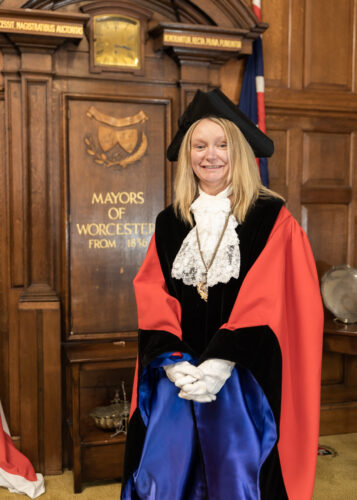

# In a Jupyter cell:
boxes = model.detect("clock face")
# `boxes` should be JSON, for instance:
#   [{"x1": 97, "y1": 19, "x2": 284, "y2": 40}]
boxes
[{"x1": 93, "y1": 15, "x2": 141, "y2": 69}]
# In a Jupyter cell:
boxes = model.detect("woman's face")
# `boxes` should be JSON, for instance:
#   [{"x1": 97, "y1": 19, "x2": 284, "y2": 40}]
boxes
[{"x1": 190, "y1": 119, "x2": 230, "y2": 195}]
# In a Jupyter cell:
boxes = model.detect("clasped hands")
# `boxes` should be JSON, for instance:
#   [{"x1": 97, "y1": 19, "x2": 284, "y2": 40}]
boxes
[{"x1": 164, "y1": 359, "x2": 234, "y2": 403}]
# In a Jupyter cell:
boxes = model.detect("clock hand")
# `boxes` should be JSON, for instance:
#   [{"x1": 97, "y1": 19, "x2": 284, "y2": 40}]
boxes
[{"x1": 114, "y1": 44, "x2": 131, "y2": 51}]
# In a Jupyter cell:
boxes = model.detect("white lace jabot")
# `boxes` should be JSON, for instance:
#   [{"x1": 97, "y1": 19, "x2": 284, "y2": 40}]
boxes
[{"x1": 171, "y1": 185, "x2": 241, "y2": 288}]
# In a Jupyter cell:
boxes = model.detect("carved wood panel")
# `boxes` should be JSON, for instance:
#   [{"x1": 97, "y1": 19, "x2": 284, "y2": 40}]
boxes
[
  {"x1": 0, "y1": 96, "x2": 9, "y2": 415},
  {"x1": 321, "y1": 351, "x2": 344, "y2": 385},
  {"x1": 25, "y1": 78, "x2": 53, "y2": 287},
  {"x1": 19, "y1": 302, "x2": 61, "y2": 473},
  {"x1": 6, "y1": 80, "x2": 24, "y2": 288},
  {"x1": 64, "y1": 95, "x2": 171, "y2": 339},
  {"x1": 262, "y1": 0, "x2": 290, "y2": 88},
  {"x1": 265, "y1": 128, "x2": 288, "y2": 198},
  {"x1": 302, "y1": 132, "x2": 350, "y2": 187},
  {"x1": 304, "y1": 0, "x2": 355, "y2": 90},
  {"x1": 303, "y1": 204, "x2": 348, "y2": 277}
]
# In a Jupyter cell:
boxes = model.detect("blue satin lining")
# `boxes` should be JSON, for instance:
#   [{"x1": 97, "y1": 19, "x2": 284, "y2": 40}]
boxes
[{"x1": 123, "y1": 356, "x2": 277, "y2": 500}]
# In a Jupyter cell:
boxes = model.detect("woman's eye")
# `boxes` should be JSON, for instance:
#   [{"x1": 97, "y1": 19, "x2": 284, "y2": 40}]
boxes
[{"x1": 219, "y1": 143, "x2": 227, "y2": 148}]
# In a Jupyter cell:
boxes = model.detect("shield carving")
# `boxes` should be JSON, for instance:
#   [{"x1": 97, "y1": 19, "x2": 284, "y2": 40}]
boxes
[
  {"x1": 97, "y1": 126, "x2": 138, "y2": 154},
  {"x1": 116, "y1": 129, "x2": 138, "y2": 153},
  {"x1": 98, "y1": 126, "x2": 117, "y2": 152}
]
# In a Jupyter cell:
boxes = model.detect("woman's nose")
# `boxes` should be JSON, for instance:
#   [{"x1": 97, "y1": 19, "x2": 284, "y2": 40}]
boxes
[{"x1": 205, "y1": 145, "x2": 217, "y2": 161}]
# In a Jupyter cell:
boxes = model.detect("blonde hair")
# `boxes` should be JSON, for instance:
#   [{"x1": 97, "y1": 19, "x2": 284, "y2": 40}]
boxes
[{"x1": 173, "y1": 117, "x2": 283, "y2": 226}]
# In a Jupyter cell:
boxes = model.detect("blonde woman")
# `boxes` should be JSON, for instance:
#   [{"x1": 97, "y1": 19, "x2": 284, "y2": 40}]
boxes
[{"x1": 122, "y1": 89, "x2": 323, "y2": 500}]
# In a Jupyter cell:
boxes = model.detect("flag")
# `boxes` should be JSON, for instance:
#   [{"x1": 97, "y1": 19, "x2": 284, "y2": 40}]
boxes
[
  {"x1": 238, "y1": 0, "x2": 269, "y2": 187},
  {"x1": 0, "y1": 401, "x2": 45, "y2": 498}
]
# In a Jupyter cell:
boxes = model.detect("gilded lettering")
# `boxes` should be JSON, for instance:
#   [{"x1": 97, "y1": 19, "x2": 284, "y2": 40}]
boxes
[
  {"x1": 111, "y1": 192, "x2": 120, "y2": 204},
  {"x1": 89, "y1": 238, "x2": 116, "y2": 249},
  {"x1": 104, "y1": 192, "x2": 114, "y2": 204},
  {"x1": 129, "y1": 192, "x2": 135, "y2": 204},
  {"x1": 77, "y1": 221, "x2": 154, "y2": 237},
  {"x1": 0, "y1": 20, "x2": 15, "y2": 29},
  {"x1": 92, "y1": 193, "x2": 104, "y2": 204},
  {"x1": 119, "y1": 192, "x2": 130, "y2": 204},
  {"x1": 136, "y1": 192, "x2": 144, "y2": 204},
  {"x1": 106, "y1": 223, "x2": 116, "y2": 235},
  {"x1": 164, "y1": 33, "x2": 192, "y2": 44},
  {"x1": 91, "y1": 191, "x2": 145, "y2": 205},
  {"x1": 56, "y1": 24, "x2": 83, "y2": 35},
  {"x1": 163, "y1": 32, "x2": 241, "y2": 51},
  {"x1": 107, "y1": 207, "x2": 126, "y2": 220},
  {"x1": 76, "y1": 224, "x2": 89, "y2": 235},
  {"x1": 127, "y1": 237, "x2": 149, "y2": 248}
]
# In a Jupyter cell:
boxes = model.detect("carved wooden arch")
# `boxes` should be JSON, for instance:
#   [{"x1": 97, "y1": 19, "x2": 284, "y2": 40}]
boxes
[{"x1": 21, "y1": 0, "x2": 266, "y2": 33}]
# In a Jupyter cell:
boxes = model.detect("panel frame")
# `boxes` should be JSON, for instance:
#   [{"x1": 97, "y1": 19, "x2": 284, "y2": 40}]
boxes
[{"x1": 61, "y1": 92, "x2": 172, "y2": 341}]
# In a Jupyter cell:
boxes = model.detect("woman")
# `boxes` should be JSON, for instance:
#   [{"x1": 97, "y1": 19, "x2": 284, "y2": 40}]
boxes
[{"x1": 122, "y1": 89, "x2": 323, "y2": 500}]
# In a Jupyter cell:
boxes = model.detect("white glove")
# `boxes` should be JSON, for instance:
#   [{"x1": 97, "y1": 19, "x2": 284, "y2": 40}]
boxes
[
  {"x1": 163, "y1": 361, "x2": 203, "y2": 389},
  {"x1": 178, "y1": 379, "x2": 216, "y2": 402},
  {"x1": 181, "y1": 358, "x2": 235, "y2": 397}
]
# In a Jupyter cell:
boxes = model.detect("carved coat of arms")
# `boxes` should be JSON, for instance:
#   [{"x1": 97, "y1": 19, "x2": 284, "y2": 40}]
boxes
[{"x1": 84, "y1": 106, "x2": 148, "y2": 168}]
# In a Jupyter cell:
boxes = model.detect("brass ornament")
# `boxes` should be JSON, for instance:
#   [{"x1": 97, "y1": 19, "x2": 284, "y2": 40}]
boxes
[
  {"x1": 89, "y1": 382, "x2": 130, "y2": 438},
  {"x1": 197, "y1": 281, "x2": 208, "y2": 302},
  {"x1": 84, "y1": 106, "x2": 148, "y2": 169}
]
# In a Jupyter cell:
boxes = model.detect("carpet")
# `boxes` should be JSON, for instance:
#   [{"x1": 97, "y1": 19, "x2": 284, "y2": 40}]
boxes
[
  {"x1": 0, "y1": 433, "x2": 356, "y2": 499},
  {"x1": 313, "y1": 433, "x2": 357, "y2": 500}
]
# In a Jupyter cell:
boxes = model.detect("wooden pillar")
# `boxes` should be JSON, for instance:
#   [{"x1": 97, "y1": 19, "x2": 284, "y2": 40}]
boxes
[{"x1": 0, "y1": 8, "x2": 88, "y2": 474}]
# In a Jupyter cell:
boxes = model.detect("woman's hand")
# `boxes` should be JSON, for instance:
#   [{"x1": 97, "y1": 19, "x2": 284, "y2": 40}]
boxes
[
  {"x1": 180, "y1": 359, "x2": 235, "y2": 400},
  {"x1": 163, "y1": 361, "x2": 203, "y2": 388},
  {"x1": 164, "y1": 361, "x2": 216, "y2": 402},
  {"x1": 178, "y1": 381, "x2": 216, "y2": 402}
]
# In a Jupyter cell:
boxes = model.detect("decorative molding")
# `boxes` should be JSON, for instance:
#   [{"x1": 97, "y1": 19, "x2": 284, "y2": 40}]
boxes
[
  {"x1": 0, "y1": 8, "x2": 88, "y2": 48},
  {"x1": 21, "y1": 0, "x2": 263, "y2": 31},
  {"x1": 149, "y1": 22, "x2": 261, "y2": 66}
]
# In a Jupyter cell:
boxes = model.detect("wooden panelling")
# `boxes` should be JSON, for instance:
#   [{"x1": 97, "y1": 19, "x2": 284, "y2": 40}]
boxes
[
  {"x1": 320, "y1": 402, "x2": 357, "y2": 435},
  {"x1": 265, "y1": 129, "x2": 288, "y2": 198},
  {"x1": 65, "y1": 96, "x2": 171, "y2": 339},
  {"x1": 321, "y1": 351, "x2": 344, "y2": 385},
  {"x1": 262, "y1": 0, "x2": 290, "y2": 88},
  {"x1": 0, "y1": 0, "x2": 356, "y2": 478},
  {"x1": 304, "y1": 0, "x2": 355, "y2": 90},
  {"x1": 18, "y1": 302, "x2": 61, "y2": 474},
  {"x1": 8, "y1": 289, "x2": 22, "y2": 437},
  {"x1": 6, "y1": 80, "x2": 24, "y2": 288},
  {"x1": 345, "y1": 356, "x2": 357, "y2": 386},
  {"x1": 321, "y1": 322, "x2": 357, "y2": 435},
  {"x1": 18, "y1": 307, "x2": 40, "y2": 469},
  {"x1": 302, "y1": 131, "x2": 350, "y2": 186},
  {"x1": 0, "y1": 96, "x2": 9, "y2": 414},
  {"x1": 302, "y1": 204, "x2": 348, "y2": 276},
  {"x1": 25, "y1": 78, "x2": 52, "y2": 287}
]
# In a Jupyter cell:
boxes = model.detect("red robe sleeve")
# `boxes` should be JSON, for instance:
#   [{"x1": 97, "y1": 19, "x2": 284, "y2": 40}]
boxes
[
  {"x1": 220, "y1": 206, "x2": 324, "y2": 500},
  {"x1": 129, "y1": 236, "x2": 184, "y2": 418},
  {"x1": 133, "y1": 235, "x2": 182, "y2": 339}
]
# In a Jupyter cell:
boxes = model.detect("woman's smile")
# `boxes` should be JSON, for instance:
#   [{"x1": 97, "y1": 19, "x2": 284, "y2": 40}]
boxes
[{"x1": 191, "y1": 118, "x2": 230, "y2": 195}]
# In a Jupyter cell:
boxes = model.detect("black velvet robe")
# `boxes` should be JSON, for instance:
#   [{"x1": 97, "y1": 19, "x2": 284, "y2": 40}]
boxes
[{"x1": 122, "y1": 196, "x2": 323, "y2": 500}]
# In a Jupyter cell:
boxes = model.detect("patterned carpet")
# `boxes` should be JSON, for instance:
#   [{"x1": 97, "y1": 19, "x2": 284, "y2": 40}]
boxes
[
  {"x1": 0, "y1": 433, "x2": 356, "y2": 499},
  {"x1": 313, "y1": 433, "x2": 357, "y2": 500}
]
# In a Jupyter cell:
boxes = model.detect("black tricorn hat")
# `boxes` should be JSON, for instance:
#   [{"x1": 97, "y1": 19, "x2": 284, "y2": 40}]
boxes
[{"x1": 167, "y1": 88, "x2": 274, "y2": 161}]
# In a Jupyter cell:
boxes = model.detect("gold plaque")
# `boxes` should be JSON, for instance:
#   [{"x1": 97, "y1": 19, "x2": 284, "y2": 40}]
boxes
[{"x1": 93, "y1": 15, "x2": 141, "y2": 68}]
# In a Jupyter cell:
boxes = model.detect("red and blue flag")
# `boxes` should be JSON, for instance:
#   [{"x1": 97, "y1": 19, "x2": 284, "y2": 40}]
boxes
[{"x1": 238, "y1": 0, "x2": 269, "y2": 187}]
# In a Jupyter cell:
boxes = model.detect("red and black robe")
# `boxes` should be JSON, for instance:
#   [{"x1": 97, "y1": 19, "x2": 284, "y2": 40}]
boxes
[{"x1": 122, "y1": 197, "x2": 323, "y2": 500}]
